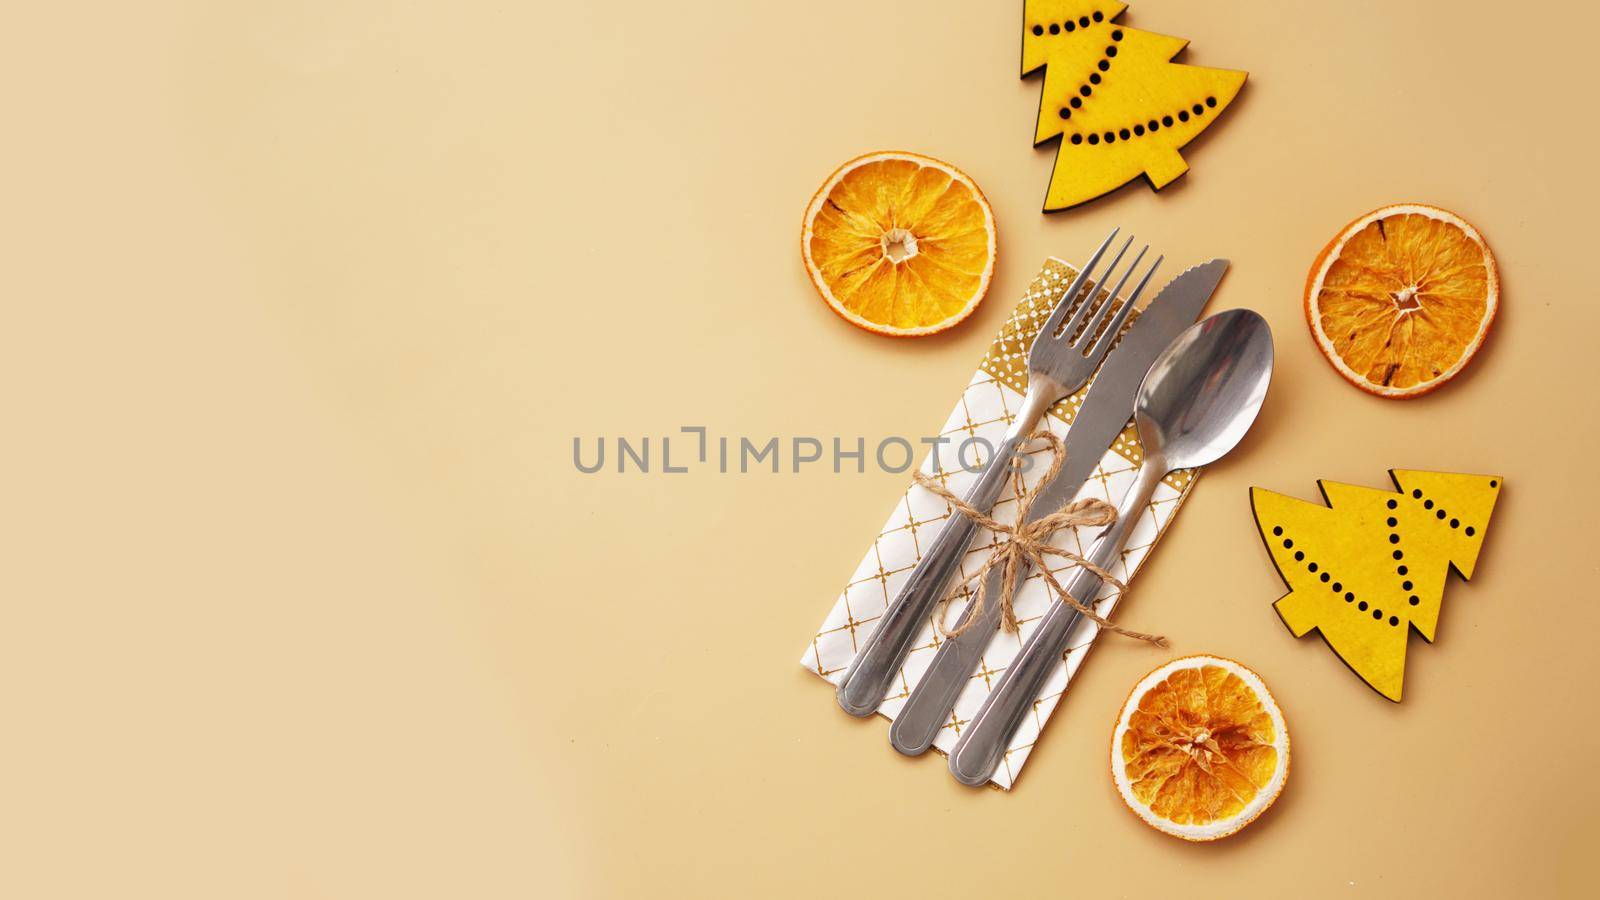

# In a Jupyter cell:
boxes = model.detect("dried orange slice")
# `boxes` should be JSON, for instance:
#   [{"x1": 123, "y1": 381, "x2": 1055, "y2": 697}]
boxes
[
  {"x1": 801, "y1": 151, "x2": 996, "y2": 336},
  {"x1": 1111, "y1": 655, "x2": 1289, "y2": 841},
  {"x1": 1306, "y1": 203, "x2": 1498, "y2": 398}
]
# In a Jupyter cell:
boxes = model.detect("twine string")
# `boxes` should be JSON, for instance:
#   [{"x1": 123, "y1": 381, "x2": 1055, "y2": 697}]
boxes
[{"x1": 909, "y1": 429, "x2": 1168, "y2": 647}]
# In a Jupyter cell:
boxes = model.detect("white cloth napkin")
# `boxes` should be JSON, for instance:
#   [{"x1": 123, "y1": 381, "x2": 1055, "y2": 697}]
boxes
[{"x1": 799, "y1": 258, "x2": 1197, "y2": 789}]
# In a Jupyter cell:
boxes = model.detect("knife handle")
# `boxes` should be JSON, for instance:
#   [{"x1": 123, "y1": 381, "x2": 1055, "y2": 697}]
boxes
[
  {"x1": 889, "y1": 558, "x2": 1022, "y2": 755},
  {"x1": 835, "y1": 385, "x2": 1054, "y2": 717},
  {"x1": 947, "y1": 461, "x2": 1165, "y2": 786}
]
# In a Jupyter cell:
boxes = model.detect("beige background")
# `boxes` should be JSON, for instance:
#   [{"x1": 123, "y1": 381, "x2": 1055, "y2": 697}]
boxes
[{"x1": 3, "y1": 0, "x2": 1597, "y2": 896}]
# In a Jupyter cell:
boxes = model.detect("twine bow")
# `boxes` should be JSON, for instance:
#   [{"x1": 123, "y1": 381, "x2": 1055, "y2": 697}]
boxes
[{"x1": 910, "y1": 430, "x2": 1168, "y2": 647}]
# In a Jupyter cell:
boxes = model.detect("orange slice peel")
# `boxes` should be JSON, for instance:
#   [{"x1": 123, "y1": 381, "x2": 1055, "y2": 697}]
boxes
[{"x1": 801, "y1": 151, "x2": 997, "y2": 337}]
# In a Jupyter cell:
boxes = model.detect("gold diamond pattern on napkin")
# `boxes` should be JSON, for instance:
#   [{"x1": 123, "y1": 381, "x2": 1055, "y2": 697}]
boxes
[{"x1": 800, "y1": 258, "x2": 1199, "y2": 790}]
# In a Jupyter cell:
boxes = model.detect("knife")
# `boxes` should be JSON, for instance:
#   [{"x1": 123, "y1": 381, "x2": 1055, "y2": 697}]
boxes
[{"x1": 887, "y1": 259, "x2": 1229, "y2": 757}]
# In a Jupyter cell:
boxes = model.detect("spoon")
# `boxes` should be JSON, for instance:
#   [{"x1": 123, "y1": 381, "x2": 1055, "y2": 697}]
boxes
[{"x1": 947, "y1": 309, "x2": 1274, "y2": 787}]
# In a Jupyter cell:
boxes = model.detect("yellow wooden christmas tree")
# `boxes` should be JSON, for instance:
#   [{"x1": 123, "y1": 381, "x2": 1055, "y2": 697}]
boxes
[
  {"x1": 1252, "y1": 471, "x2": 1502, "y2": 701},
  {"x1": 1022, "y1": 1, "x2": 1247, "y2": 210}
]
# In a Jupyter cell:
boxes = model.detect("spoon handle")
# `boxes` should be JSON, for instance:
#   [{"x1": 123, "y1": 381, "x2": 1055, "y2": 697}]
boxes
[{"x1": 948, "y1": 460, "x2": 1167, "y2": 786}]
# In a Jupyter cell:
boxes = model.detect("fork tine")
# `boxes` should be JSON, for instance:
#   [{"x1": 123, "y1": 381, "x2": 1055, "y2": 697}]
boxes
[
  {"x1": 1086, "y1": 253, "x2": 1163, "y2": 359},
  {"x1": 1037, "y1": 228, "x2": 1119, "y2": 341},
  {"x1": 1067, "y1": 238, "x2": 1138, "y2": 347},
  {"x1": 1058, "y1": 235, "x2": 1133, "y2": 340}
]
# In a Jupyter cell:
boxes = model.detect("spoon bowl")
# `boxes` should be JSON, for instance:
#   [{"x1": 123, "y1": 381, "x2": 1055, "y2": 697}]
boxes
[{"x1": 1135, "y1": 308, "x2": 1274, "y2": 471}]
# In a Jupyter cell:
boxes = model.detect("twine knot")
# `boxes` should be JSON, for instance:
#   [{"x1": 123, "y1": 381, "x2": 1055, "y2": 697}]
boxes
[{"x1": 910, "y1": 430, "x2": 1168, "y2": 647}]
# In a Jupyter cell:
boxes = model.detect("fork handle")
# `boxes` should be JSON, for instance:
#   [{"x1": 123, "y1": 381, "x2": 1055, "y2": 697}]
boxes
[
  {"x1": 947, "y1": 459, "x2": 1165, "y2": 785},
  {"x1": 835, "y1": 382, "x2": 1058, "y2": 717}
]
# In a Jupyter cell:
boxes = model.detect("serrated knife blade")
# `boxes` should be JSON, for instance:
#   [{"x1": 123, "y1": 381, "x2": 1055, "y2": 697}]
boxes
[
  {"x1": 886, "y1": 258, "x2": 1229, "y2": 757},
  {"x1": 1035, "y1": 257, "x2": 1229, "y2": 514}
]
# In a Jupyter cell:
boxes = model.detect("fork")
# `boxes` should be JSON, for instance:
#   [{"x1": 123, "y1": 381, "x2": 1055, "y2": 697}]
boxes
[{"x1": 836, "y1": 229, "x2": 1161, "y2": 716}]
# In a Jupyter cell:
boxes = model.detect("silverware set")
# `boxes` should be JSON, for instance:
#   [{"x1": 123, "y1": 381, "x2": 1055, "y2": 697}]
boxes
[{"x1": 834, "y1": 228, "x2": 1275, "y2": 787}]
